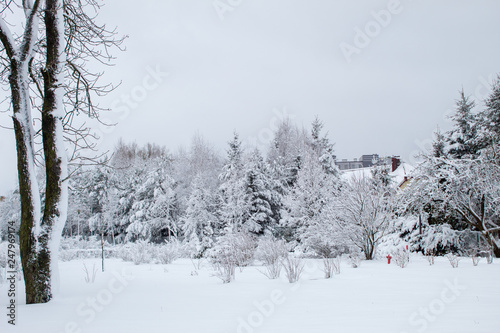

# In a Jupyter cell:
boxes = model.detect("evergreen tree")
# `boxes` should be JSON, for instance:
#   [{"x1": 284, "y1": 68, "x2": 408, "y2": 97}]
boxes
[
  {"x1": 122, "y1": 156, "x2": 179, "y2": 242},
  {"x1": 267, "y1": 118, "x2": 307, "y2": 187},
  {"x1": 182, "y1": 175, "x2": 218, "y2": 257},
  {"x1": 220, "y1": 132, "x2": 244, "y2": 181},
  {"x1": 218, "y1": 132, "x2": 250, "y2": 232},
  {"x1": 244, "y1": 149, "x2": 275, "y2": 235},
  {"x1": 432, "y1": 127, "x2": 447, "y2": 158},
  {"x1": 310, "y1": 116, "x2": 338, "y2": 176},
  {"x1": 447, "y1": 91, "x2": 482, "y2": 158},
  {"x1": 280, "y1": 153, "x2": 338, "y2": 246},
  {"x1": 481, "y1": 75, "x2": 500, "y2": 144}
]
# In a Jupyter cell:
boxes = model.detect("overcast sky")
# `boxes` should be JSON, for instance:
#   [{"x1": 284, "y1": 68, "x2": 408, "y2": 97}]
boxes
[{"x1": 1, "y1": 0, "x2": 500, "y2": 194}]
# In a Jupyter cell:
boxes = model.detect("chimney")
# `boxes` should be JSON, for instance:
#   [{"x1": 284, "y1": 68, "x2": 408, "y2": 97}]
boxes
[{"x1": 391, "y1": 157, "x2": 401, "y2": 172}]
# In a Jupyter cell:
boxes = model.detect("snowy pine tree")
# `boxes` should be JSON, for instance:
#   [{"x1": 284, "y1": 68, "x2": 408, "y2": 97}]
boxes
[
  {"x1": 309, "y1": 116, "x2": 338, "y2": 176},
  {"x1": 218, "y1": 133, "x2": 251, "y2": 233},
  {"x1": 447, "y1": 91, "x2": 482, "y2": 158},
  {"x1": 182, "y1": 174, "x2": 219, "y2": 258},
  {"x1": 432, "y1": 127, "x2": 447, "y2": 158},
  {"x1": 481, "y1": 75, "x2": 500, "y2": 143},
  {"x1": 280, "y1": 152, "x2": 339, "y2": 247},
  {"x1": 244, "y1": 149, "x2": 276, "y2": 235}
]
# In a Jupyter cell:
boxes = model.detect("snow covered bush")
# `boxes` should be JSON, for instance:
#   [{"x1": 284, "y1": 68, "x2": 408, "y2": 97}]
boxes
[
  {"x1": 155, "y1": 240, "x2": 180, "y2": 265},
  {"x1": 468, "y1": 249, "x2": 481, "y2": 266},
  {"x1": 484, "y1": 250, "x2": 494, "y2": 264},
  {"x1": 207, "y1": 244, "x2": 237, "y2": 283},
  {"x1": 393, "y1": 248, "x2": 410, "y2": 268},
  {"x1": 82, "y1": 262, "x2": 98, "y2": 283},
  {"x1": 322, "y1": 256, "x2": 341, "y2": 279},
  {"x1": 211, "y1": 231, "x2": 257, "y2": 267},
  {"x1": 282, "y1": 255, "x2": 305, "y2": 283},
  {"x1": 118, "y1": 240, "x2": 154, "y2": 265},
  {"x1": 255, "y1": 236, "x2": 288, "y2": 279},
  {"x1": 446, "y1": 253, "x2": 460, "y2": 268},
  {"x1": 347, "y1": 250, "x2": 363, "y2": 268},
  {"x1": 207, "y1": 231, "x2": 257, "y2": 282},
  {"x1": 426, "y1": 254, "x2": 435, "y2": 266}
]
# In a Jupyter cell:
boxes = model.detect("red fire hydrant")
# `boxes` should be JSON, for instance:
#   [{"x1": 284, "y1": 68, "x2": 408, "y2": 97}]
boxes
[{"x1": 386, "y1": 255, "x2": 392, "y2": 264}]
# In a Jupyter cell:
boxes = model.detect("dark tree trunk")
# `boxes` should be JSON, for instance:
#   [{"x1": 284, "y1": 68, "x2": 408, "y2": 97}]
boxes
[
  {"x1": 494, "y1": 245, "x2": 500, "y2": 258},
  {"x1": 15, "y1": 0, "x2": 67, "y2": 304},
  {"x1": 11, "y1": 58, "x2": 52, "y2": 304}
]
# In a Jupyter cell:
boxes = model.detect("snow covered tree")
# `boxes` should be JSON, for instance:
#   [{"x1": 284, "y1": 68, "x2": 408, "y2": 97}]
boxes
[
  {"x1": 267, "y1": 118, "x2": 307, "y2": 187},
  {"x1": 182, "y1": 174, "x2": 219, "y2": 257},
  {"x1": 218, "y1": 132, "x2": 253, "y2": 232},
  {"x1": 480, "y1": 75, "x2": 500, "y2": 144},
  {"x1": 392, "y1": 216, "x2": 466, "y2": 256},
  {"x1": 446, "y1": 91, "x2": 482, "y2": 159},
  {"x1": 243, "y1": 149, "x2": 275, "y2": 235},
  {"x1": 432, "y1": 127, "x2": 447, "y2": 158},
  {"x1": 309, "y1": 116, "x2": 338, "y2": 176},
  {"x1": 172, "y1": 134, "x2": 222, "y2": 214},
  {"x1": 124, "y1": 158, "x2": 179, "y2": 242},
  {"x1": 401, "y1": 147, "x2": 500, "y2": 257},
  {"x1": 280, "y1": 152, "x2": 339, "y2": 248},
  {"x1": 0, "y1": 0, "x2": 123, "y2": 303},
  {"x1": 334, "y1": 173, "x2": 394, "y2": 260}
]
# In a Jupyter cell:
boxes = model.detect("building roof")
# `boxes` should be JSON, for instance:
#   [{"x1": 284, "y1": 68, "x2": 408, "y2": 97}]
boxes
[{"x1": 340, "y1": 162, "x2": 414, "y2": 189}]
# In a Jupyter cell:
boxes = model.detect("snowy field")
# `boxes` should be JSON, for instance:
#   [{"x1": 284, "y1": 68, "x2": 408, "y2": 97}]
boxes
[{"x1": 1, "y1": 256, "x2": 499, "y2": 333}]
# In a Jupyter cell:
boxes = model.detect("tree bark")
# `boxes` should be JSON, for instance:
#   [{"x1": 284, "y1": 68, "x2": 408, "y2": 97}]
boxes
[
  {"x1": 15, "y1": 0, "x2": 68, "y2": 304},
  {"x1": 36, "y1": 0, "x2": 68, "y2": 302},
  {"x1": 11, "y1": 58, "x2": 52, "y2": 304}
]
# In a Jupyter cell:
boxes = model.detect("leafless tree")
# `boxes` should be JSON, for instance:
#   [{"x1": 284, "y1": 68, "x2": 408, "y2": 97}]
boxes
[{"x1": 0, "y1": 0, "x2": 124, "y2": 303}]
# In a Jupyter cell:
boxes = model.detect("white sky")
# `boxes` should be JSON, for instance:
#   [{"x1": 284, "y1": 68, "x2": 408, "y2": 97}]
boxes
[{"x1": 1, "y1": 0, "x2": 500, "y2": 194}]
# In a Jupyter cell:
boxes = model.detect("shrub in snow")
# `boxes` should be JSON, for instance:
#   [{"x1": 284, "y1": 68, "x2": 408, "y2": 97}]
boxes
[
  {"x1": 82, "y1": 262, "x2": 98, "y2": 283},
  {"x1": 393, "y1": 248, "x2": 410, "y2": 268},
  {"x1": 347, "y1": 250, "x2": 363, "y2": 268},
  {"x1": 485, "y1": 250, "x2": 494, "y2": 264},
  {"x1": 282, "y1": 255, "x2": 305, "y2": 283},
  {"x1": 190, "y1": 257, "x2": 204, "y2": 271},
  {"x1": 155, "y1": 240, "x2": 180, "y2": 265},
  {"x1": 208, "y1": 244, "x2": 237, "y2": 283},
  {"x1": 118, "y1": 240, "x2": 154, "y2": 265},
  {"x1": 426, "y1": 254, "x2": 435, "y2": 266},
  {"x1": 445, "y1": 253, "x2": 460, "y2": 268},
  {"x1": 467, "y1": 249, "x2": 481, "y2": 266},
  {"x1": 322, "y1": 256, "x2": 341, "y2": 279},
  {"x1": 255, "y1": 236, "x2": 288, "y2": 279},
  {"x1": 207, "y1": 231, "x2": 257, "y2": 282}
]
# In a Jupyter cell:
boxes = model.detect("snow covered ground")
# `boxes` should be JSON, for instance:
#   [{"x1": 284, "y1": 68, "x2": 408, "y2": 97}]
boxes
[{"x1": 1, "y1": 255, "x2": 499, "y2": 333}]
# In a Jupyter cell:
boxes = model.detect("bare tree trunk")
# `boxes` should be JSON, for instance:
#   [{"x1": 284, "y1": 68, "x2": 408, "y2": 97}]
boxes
[
  {"x1": 11, "y1": 57, "x2": 49, "y2": 304},
  {"x1": 15, "y1": 0, "x2": 68, "y2": 304},
  {"x1": 35, "y1": 0, "x2": 68, "y2": 303}
]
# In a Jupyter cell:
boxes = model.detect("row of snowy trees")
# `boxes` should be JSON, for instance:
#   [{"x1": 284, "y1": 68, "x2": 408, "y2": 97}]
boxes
[
  {"x1": 62, "y1": 118, "x2": 348, "y2": 257},
  {"x1": 0, "y1": 116, "x2": 398, "y2": 260},
  {"x1": 2, "y1": 77, "x2": 500, "y2": 266}
]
